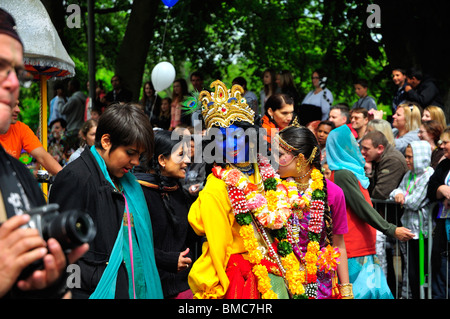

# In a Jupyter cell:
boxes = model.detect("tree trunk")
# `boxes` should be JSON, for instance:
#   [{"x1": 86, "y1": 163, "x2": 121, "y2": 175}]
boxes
[{"x1": 115, "y1": 0, "x2": 160, "y2": 102}]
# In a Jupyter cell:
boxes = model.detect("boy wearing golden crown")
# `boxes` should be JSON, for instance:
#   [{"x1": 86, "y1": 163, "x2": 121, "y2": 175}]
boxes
[{"x1": 188, "y1": 80, "x2": 322, "y2": 299}]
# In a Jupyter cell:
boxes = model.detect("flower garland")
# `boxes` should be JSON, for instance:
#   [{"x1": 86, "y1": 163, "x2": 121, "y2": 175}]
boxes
[
  {"x1": 214, "y1": 156, "x2": 341, "y2": 299},
  {"x1": 213, "y1": 155, "x2": 291, "y2": 230},
  {"x1": 213, "y1": 154, "x2": 306, "y2": 298},
  {"x1": 284, "y1": 168, "x2": 341, "y2": 299}
]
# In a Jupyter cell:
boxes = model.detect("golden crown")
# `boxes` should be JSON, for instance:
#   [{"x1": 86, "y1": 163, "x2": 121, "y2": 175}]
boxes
[{"x1": 200, "y1": 80, "x2": 255, "y2": 129}]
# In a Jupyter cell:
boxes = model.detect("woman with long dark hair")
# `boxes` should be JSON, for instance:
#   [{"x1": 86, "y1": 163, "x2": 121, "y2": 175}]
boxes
[
  {"x1": 67, "y1": 119, "x2": 98, "y2": 164},
  {"x1": 169, "y1": 79, "x2": 190, "y2": 130},
  {"x1": 259, "y1": 68, "x2": 279, "y2": 116},
  {"x1": 139, "y1": 81, "x2": 161, "y2": 124},
  {"x1": 299, "y1": 69, "x2": 334, "y2": 125},
  {"x1": 276, "y1": 70, "x2": 301, "y2": 111},
  {"x1": 419, "y1": 120, "x2": 445, "y2": 169},
  {"x1": 274, "y1": 126, "x2": 351, "y2": 298},
  {"x1": 134, "y1": 130, "x2": 199, "y2": 299}
]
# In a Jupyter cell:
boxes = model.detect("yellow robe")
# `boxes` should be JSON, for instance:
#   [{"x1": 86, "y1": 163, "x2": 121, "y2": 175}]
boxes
[{"x1": 187, "y1": 173, "x2": 248, "y2": 299}]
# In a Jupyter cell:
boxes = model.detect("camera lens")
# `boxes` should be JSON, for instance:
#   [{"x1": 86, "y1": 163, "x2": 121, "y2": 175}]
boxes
[{"x1": 42, "y1": 210, "x2": 96, "y2": 250}]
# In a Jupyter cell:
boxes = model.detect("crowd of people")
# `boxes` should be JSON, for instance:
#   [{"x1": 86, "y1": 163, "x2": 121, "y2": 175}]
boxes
[{"x1": 0, "y1": 7, "x2": 449, "y2": 301}]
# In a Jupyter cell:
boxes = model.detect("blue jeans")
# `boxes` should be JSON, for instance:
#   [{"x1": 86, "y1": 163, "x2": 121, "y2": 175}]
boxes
[{"x1": 432, "y1": 251, "x2": 449, "y2": 299}]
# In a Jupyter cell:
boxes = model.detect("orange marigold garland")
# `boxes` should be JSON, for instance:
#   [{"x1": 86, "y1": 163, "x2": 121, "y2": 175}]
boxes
[
  {"x1": 317, "y1": 245, "x2": 341, "y2": 273},
  {"x1": 213, "y1": 154, "x2": 307, "y2": 298},
  {"x1": 215, "y1": 157, "x2": 340, "y2": 299},
  {"x1": 285, "y1": 168, "x2": 341, "y2": 299}
]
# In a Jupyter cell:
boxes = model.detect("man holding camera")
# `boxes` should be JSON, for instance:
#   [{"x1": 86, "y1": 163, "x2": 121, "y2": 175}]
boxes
[{"x1": 0, "y1": 8, "x2": 88, "y2": 298}]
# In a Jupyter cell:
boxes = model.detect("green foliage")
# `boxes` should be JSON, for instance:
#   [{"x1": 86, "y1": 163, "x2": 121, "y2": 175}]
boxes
[
  {"x1": 235, "y1": 212, "x2": 253, "y2": 226},
  {"x1": 264, "y1": 177, "x2": 278, "y2": 191},
  {"x1": 19, "y1": 82, "x2": 43, "y2": 133},
  {"x1": 271, "y1": 226, "x2": 288, "y2": 240},
  {"x1": 19, "y1": 95, "x2": 41, "y2": 133},
  {"x1": 19, "y1": 0, "x2": 397, "y2": 127},
  {"x1": 277, "y1": 240, "x2": 293, "y2": 257}
]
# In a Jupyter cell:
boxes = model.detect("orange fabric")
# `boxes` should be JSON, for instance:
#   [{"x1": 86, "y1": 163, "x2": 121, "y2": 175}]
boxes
[
  {"x1": 330, "y1": 171, "x2": 376, "y2": 258},
  {"x1": 261, "y1": 115, "x2": 278, "y2": 147},
  {"x1": 225, "y1": 254, "x2": 259, "y2": 299},
  {"x1": 0, "y1": 121, "x2": 42, "y2": 159}
]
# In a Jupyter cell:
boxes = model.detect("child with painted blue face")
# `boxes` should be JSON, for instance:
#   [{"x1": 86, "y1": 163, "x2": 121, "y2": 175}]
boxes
[
  {"x1": 187, "y1": 80, "x2": 302, "y2": 299},
  {"x1": 215, "y1": 124, "x2": 250, "y2": 164}
]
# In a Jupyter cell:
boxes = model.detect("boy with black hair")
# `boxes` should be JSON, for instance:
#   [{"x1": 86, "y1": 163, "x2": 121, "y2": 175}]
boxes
[{"x1": 352, "y1": 79, "x2": 377, "y2": 111}]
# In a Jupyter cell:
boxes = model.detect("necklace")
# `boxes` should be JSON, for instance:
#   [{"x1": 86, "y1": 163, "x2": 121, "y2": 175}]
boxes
[
  {"x1": 294, "y1": 167, "x2": 312, "y2": 192},
  {"x1": 230, "y1": 162, "x2": 254, "y2": 175},
  {"x1": 294, "y1": 167, "x2": 312, "y2": 183},
  {"x1": 213, "y1": 154, "x2": 305, "y2": 298},
  {"x1": 295, "y1": 182, "x2": 309, "y2": 193},
  {"x1": 285, "y1": 169, "x2": 340, "y2": 298}
]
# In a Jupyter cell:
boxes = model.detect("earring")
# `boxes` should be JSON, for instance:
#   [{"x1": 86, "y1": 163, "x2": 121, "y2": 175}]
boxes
[{"x1": 296, "y1": 154, "x2": 307, "y2": 173}]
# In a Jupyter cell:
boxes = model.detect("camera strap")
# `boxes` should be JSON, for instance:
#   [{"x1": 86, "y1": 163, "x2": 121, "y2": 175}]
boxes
[
  {"x1": 0, "y1": 146, "x2": 31, "y2": 219},
  {"x1": 123, "y1": 194, "x2": 136, "y2": 299}
]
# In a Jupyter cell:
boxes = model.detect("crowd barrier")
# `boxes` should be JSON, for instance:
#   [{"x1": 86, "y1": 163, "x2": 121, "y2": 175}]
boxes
[{"x1": 371, "y1": 198, "x2": 449, "y2": 299}]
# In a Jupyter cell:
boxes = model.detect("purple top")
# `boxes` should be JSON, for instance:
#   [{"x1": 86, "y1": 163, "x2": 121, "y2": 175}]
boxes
[
  {"x1": 287, "y1": 178, "x2": 348, "y2": 299},
  {"x1": 326, "y1": 179, "x2": 348, "y2": 235}
]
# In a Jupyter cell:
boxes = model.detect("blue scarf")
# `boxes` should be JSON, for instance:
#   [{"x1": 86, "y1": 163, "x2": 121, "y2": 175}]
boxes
[
  {"x1": 89, "y1": 146, "x2": 163, "y2": 299},
  {"x1": 326, "y1": 125, "x2": 370, "y2": 189}
]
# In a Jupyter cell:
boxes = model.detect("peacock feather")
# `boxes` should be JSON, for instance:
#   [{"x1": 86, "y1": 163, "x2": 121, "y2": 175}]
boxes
[{"x1": 181, "y1": 90, "x2": 201, "y2": 115}]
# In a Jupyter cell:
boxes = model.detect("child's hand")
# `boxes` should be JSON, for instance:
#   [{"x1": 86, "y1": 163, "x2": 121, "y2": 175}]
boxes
[{"x1": 394, "y1": 193, "x2": 405, "y2": 205}]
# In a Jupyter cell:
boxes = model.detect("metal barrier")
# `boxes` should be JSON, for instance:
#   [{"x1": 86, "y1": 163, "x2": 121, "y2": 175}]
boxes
[{"x1": 371, "y1": 198, "x2": 439, "y2": 299}]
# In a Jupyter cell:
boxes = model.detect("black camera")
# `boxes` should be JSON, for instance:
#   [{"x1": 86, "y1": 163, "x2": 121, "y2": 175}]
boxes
[
  {"x1": 36, "y1": 170, "x2": 55, "y2": 184},
  {"x1": 18, "y1": 203, "x2": 96, "y2": 279}
]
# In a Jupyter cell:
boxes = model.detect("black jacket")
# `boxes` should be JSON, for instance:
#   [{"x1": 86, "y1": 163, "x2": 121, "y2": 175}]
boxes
[
  {"x1": 134, "y1": 169, "x2": 199, "y2": 298},
  {"x1": 9, "y1": 151, "x2": 46, "y2": 208},
  {"x1": 1, "y1": 146, "x2": 66, "y2": 298},
  {"x1": 427, "y1": 158, "x2": 450, "y2": 202},
  {"x1": 426, "y1": 158, "x2": 450, "y2": 257},
  {"x1": 48, "y1": 147, "x2": 129, "y2": 299},
  {"x1": 405, "y1": 77, "x2": 443, "y2": 108}
]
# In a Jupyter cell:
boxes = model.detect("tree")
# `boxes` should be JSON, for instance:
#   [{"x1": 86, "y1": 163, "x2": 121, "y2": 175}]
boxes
[
  {"x1": 378, "y1": 0, "x2": 450, "y2": 118},
  {"x1": 115, "y1": 0, "x2": 160, "y2": 101},
  {"x1": 23, "y1": 0, "x2": 448, "y2": 127}
]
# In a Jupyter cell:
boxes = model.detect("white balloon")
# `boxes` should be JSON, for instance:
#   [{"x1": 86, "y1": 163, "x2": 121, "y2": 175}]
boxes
[{"x1": 151, "y1": 61, "x2": 176, "y2": 92}]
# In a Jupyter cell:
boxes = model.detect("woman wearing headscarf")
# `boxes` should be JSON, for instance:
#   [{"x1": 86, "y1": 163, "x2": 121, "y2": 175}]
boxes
[
  {"x1": 326, "y1": 125, "x2": 414, "y2": 299},
  {"x1": 390, "y1": 140, "x2": 434, "y2": 299}
]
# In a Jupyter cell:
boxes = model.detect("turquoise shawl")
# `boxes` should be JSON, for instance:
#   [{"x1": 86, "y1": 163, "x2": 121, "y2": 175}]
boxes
[
  {"x1": 89, "y1": 146, "x2": 163, "y2": 299},
  {"x1": 325, "y1": 125, "x2": 370, "y2": 189}
]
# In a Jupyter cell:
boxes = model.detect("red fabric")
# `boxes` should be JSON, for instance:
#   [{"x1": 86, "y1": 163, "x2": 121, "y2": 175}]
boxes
[
  {"x1": 225, "y1": 254, "x2": 259, "y2": 299},
  {"x1": 347, "y1": 124, "x2": 358, "y2": 139},
  {"x1": 330, "y1": 171, "x2": 376, "y2": 258}
]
